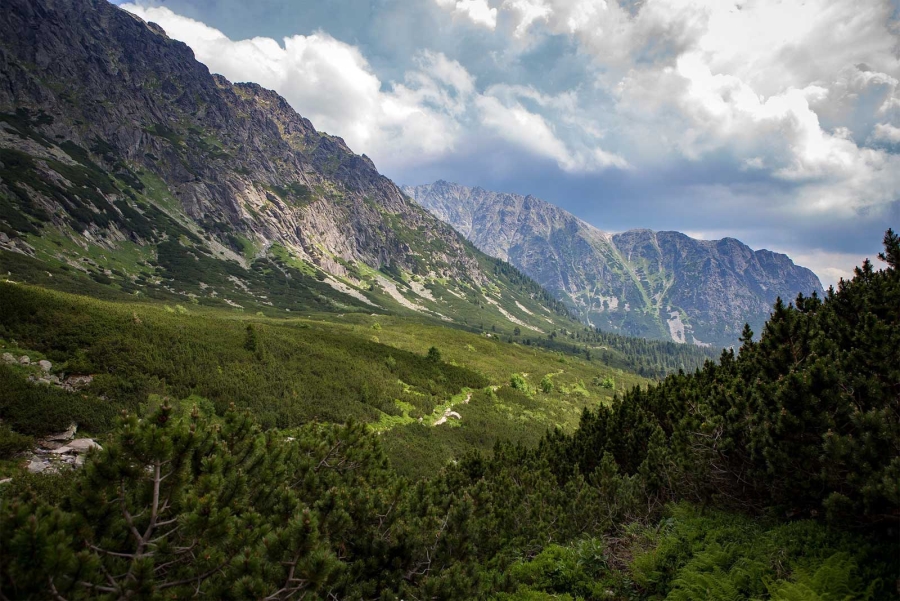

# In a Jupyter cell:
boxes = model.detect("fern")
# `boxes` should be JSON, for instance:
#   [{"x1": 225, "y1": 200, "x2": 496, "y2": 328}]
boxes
[{"x1": 768, "y1": 553, "x2": 879, "y2": 601}]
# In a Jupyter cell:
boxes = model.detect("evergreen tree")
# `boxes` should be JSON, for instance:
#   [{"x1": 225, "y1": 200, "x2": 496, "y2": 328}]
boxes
[{"x1": 426, "y1": 346, "x2": 442, "y2": 363}]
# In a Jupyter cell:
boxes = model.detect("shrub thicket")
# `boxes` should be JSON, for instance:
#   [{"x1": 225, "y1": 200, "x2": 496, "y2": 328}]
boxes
[{"x1": 1, "y1": 231, "x2": 897, "y2": 599}]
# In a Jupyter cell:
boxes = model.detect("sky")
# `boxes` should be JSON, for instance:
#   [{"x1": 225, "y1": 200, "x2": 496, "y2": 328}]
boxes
[{"x1": 114, "y1": 0, "x2": 900, "y2": 287}]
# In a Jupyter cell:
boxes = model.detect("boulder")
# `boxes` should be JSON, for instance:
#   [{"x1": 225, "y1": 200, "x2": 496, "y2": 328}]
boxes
[
  {"x1": 40, "y1": 440, "x2": 67, "y2": 451},
  {"x1": 51, "y1": 438, "x2": 101, "y2": 455},
  {"x1": 44, "y1": 423, "x2": 77, "y2": 442},
  {"x1": 1, "y1": 352, "x2": 14, "y2": 364},
  {"x1": 27, "y1": 457, "x2": 49, "y2": 473},
  {"x1": 18, "y1": 355, "x2": 30, "y2": 365},
  {"x1": 63, "y1": 375, "x2": 93, "y2": 391},
  {"x1": 38, "y1": 359, "x2": 52, "y2": 372},
  {"x1": 66, "y1": 438, "x2": 102, "y2": 453}
]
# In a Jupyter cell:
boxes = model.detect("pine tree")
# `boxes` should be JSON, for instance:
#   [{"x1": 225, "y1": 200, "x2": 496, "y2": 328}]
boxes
[{"x1": 426, "y1": 346, "x2": 442, "y2": 363}]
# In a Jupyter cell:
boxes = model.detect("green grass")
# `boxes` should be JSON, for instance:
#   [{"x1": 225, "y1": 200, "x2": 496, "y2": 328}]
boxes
[
  {"x1": 0, "y1": 282, "x2": 648, "y2": 477},
  {"x1": 0, "y1": 132, "x2": 711, "y2": 372}
]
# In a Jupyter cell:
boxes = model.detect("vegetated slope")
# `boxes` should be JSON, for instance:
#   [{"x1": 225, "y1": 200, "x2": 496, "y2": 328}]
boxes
[
  {"x1": 0, "y1": 281, "x2": 647, "y2": 478},
  {"x1": 405, "y1": 180, "x2": 825, "y2": 347},
  {"x1": 0, "y1": 0, "x2": 571, "y2": 335},
  {"x1": 1, "y1": 231, "x2": 896, "y2": 599}
]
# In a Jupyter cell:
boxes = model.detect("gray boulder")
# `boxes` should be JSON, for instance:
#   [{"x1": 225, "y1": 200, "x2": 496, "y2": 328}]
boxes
[
  {"x1": 64, "y1": 438, "x2": 102, "y2": 453},
  {"x1": 44, "y1": 423, "x2": 77, "y2": 443},
  {"x1": 27, "y1": 458, "x2": 49, "y2": 473}
]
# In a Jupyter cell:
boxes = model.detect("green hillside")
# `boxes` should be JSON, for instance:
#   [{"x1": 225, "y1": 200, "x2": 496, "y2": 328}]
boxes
[
  {"x1": 0, "y1": 231, "x2": 896, "y2": 600},
  {"x1": 0, "y1": 279, "x2": 648, "y2": 479}
]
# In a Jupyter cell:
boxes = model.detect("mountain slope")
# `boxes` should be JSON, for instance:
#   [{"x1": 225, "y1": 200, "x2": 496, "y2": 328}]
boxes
[
  {"x1": 0, "y1": 0, "x2": 570, "y2": 334},
  {"x1": 404, "y1": 180, "x2": 825, "y2": 347}
]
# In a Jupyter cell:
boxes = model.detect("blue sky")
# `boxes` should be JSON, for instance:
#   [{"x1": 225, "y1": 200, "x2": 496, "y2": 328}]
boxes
[{"x1": 115, "y1": 0, "x2": 900, "y2": 286}]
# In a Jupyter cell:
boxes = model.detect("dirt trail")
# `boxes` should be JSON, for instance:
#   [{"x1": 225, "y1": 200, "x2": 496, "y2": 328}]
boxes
[{"x1": 433, "y1": 392, "x2": 472, "y2": 426}]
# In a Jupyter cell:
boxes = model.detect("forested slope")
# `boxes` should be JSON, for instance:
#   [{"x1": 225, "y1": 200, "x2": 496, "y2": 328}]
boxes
[{"x1": 1, "y1": 232, "x2": 896, "y2": 598}]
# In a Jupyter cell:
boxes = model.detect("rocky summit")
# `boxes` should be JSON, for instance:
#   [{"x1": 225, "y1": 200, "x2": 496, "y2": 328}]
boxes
[
  {"x1": 404, "y1": 181, "x2": 825, "y2": 347},
  {"x1": 0, "y1": 0, "x2": 572, "y2": 332}
]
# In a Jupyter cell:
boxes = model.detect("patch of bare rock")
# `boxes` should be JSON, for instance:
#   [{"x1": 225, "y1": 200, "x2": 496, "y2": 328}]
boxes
[{"x1": 27, "y1": 424, "x2": 102, "y2": 474}]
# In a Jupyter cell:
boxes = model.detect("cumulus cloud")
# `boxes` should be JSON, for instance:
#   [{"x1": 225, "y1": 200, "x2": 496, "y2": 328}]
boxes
[
  {"x1": 121, "y1": 4, "x2": 471, "y2": 169},
  {"x1": 476, "y1": 95, "x2": 627, "y2": 171},
  {"x1": 872, "y1": 123, "x2": 900, "y2": 143},
  {"x1": 788, "y1": 250, "x2": 874, "y2": 288},
  {"x1": 434, "y1": 0, "x2": 498, "y2": 29},
  {"x1": 472, "y1": 0, "x2": 900, "y2": 222},
  {"x1": 125, "y1": 0, "x2": 898, "y2": 282},
  {"x1": 476, "y1": 85, "x2": 629, "y2": 170},
  {"x1": 121, "y1": 3, "x2": 624, "y2": 175}
]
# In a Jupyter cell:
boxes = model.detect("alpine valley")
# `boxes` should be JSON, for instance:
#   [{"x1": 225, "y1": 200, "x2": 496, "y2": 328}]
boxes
[
  {"x1": 405, "y1": 181, "x2": 825, "y2": 348},
  {"x1": 0, "y1": 0, "x2": 897, "y2": 600}
]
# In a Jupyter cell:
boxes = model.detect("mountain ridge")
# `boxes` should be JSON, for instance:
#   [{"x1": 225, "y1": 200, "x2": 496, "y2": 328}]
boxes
[
  {"x1": 0, "y1": 0, "x2": 578, "y2": 334},
  {"x1": 404, "y1": 180, "x2": 824, "y2": 347}
]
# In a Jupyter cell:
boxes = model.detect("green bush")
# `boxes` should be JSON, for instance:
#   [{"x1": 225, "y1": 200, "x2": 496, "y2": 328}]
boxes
[
  {"x1": 427, "y1": 346, "x2": 442, "y2": 363},
  {"x1": 505, "y1": 539, "x2": 608, "y2": 599},
  {"x1": 0, "y1": 424, "x2": 32, "y2": 459},
  {"x1": 0, "y1": 365, "x2": 116, "y2": 435},
  {"x1": 540, "y1": 375, "x2": 553, "y2": 393},
  {"x1": 510, "y1": 373, "x2": 534, "y2": 396},
  {"x1": 626, "y1": 504, "x2": 892, "y2": 601}
]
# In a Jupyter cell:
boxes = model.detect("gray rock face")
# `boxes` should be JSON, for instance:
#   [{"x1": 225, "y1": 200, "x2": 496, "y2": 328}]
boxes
[
  {"x1": 26, "y1": 430, "x2": 99, "y2": 474},
  {"x1": 28, "y1": 458, "x2": 49, "y2": 473},
  {"x1": 0, "y1": 0, "x2": 519, "y2": 319},
  {"x1": 405, "y1": 181, "x2": 825, "y2": 347}
]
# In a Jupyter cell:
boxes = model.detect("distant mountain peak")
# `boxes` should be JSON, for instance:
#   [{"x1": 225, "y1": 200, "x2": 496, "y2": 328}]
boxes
[{"x1": 404, "y1": 181, "x2": 824, "y2": 347}]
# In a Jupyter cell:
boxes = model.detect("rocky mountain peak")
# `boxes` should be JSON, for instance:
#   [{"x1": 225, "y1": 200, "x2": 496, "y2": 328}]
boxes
[
  {"x1": 405, "y1": 181, "x2": 824, "y2": 347},
  {"x1": 0, "y1": 0, "x2": 579, "y2": 334}
]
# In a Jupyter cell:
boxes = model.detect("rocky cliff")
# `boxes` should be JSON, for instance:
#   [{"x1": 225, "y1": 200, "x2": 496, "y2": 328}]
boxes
[
  {"x1": 0, "y1": 0, "x2": 571, "y2": 333},
  {"x1": 404, "y1": 181, "x2": 825, "y2": 346}
]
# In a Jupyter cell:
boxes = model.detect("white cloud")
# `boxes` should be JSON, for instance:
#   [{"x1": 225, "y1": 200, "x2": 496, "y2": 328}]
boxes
[
  {"x1": 501, "y1": 0, "x2": 553, "y2": 37},
  {"x1": 476, "y1": 93, "x2": 628, "y2": 171},
  {"x1": 478, "y1": 84, "x2": 628, "y2": 170},
  {"x1": 121, "y1": 4, "x2": 470, "y2": 170},
  {"x1": 434, "y1": 0, "x2": 498, "y2": 29},
  {"x1": 121, "y1": 3, "x2": 625, "y2": 176},
  {"x1": 872, "y1": 123, "x2": 900, "y2": 143},
  {"x1": 788, "y1": 250, "x2": 873, "y2": 289},
  {"x1": 508, "y1": 0, "x2": 900, "y2": 221}
]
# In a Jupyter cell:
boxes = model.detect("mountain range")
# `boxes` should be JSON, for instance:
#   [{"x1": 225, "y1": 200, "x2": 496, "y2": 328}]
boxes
[
  {"x1": 0, "y1": 0, "x2": 820, "y2": 352},
  {"x1": 0, "y1": 0, "x2": 574, "y2": 335},
  {"x1": 404, "y1": 181, "x2": 824, "y2": 347}
]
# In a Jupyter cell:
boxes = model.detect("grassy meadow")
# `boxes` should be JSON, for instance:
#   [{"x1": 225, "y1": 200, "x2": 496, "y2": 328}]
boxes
[{"x1": 0, "y1": 280, "x2": 647, "y2": 478}]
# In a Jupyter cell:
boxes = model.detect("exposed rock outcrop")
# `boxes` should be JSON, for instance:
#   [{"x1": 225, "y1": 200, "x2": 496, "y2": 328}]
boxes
[
  {"x1": 0, "y1": 0, "x2": 576, "y2": 332},
  {"x1": 405, "y1": 181, "x2": 825, "y2": 347}
]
